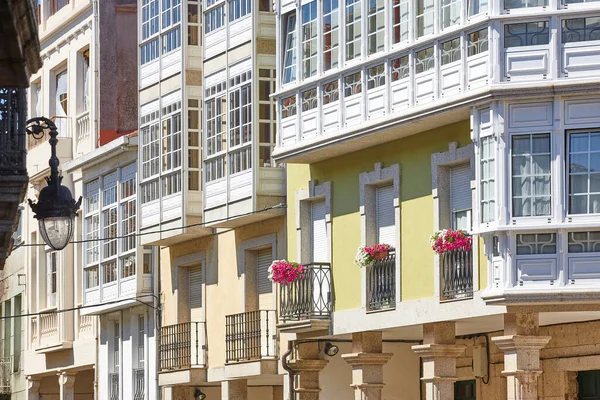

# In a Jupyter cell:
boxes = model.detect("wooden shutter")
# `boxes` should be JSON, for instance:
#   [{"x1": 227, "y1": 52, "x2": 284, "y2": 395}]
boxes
[
  {"x1": 376, "y1": 185, "x2": 395, "y2": 245},
  {"x1": 257, "y1": 248, "x2": 272, "y2": 295},
  {"x1": 451, "y1": 164, "x2": 472, "y2": 211},
  {"x1": 311, "y1": 201, "x2": 328, "y2": 262},
  {"x1": 189, "y1": 265, "x2": 203, "y2": 310}
]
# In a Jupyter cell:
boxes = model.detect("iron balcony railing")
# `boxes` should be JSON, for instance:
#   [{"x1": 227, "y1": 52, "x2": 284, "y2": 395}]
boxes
[
  {"x1": 0, "y1": 88, "x2": 26, "y2": 175},
  {"x1": 109, "y1": 373, "x2": 119, "y2": 400},
  {"x1": 159, "y1": 322, "x2": 206, "y2": 371},
  {"x1": 0, "y1": 357, "x2": 10, "y2": 394},
  {"x1": 225, "y1": 310, "x2": 277, "y2": 364},
  {"x1": 440, "y1": 246, "x2": 474, "y2": 301},
  {"x1": 133, "y1": 368, "x2": 144, "y2": 400},
  {"x1": 279, "y1": 262, "x2": 332, "y2": 322},
  {"x1": 367, "y1": 250, "x2": 396, "y2": 311}
]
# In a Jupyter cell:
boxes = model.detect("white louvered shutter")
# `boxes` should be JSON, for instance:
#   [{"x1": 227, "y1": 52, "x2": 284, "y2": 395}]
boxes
[
  {"x1": 450, "y1": 163, "x2": 472, "y2": 230},
  {"x1": 376, "y1": 185, "x2": 395, "y2": 245},
  {"x1": 257, "y1": 248, "x2": 273, "y2": 310},
  {"x1": 189, "y1": 265, "x2": 203, "y2": 321},
  {"x1": 311, "y1": 201, "x2": 328, "y2": 262}
]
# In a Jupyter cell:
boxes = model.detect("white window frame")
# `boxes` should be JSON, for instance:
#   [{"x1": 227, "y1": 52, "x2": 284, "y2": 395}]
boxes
[
  {"x1": 301, "y1": 1, "x2": 318, "y2": 79},
  {"x1": 323, "y1": 0, "x2": 340, "y2": 71},
  {"x1": 359, "y1": 163, "x2": 401, "y2": 309},
  {"x1": 239, "y1": 234, "x2": 277, "y2": 311},
  {"x1": 282, "y1": 11, "x2": 298, "y2": 85},
  {"x1": 46, "y1": 251, "x2": 59, "y2": 309},
  {"x1": 345, "y1": 0, "x2": 362, "y2": 62},
  {"x1": 296, "y1": 180, "x2": 332, "y2": 265}
]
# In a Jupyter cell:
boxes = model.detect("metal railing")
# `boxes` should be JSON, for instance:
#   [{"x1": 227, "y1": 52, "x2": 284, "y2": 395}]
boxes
[
  {"x1": 279, "y1": 262, "x2": 332, "y2": 322},
  {"x1": 133, "y1": 368, "x2": 144, "y2": 400},
  {"x1": 0, "y1": 88, "x2": 26, "y2": 175},
  {"x1": 0, "y1": 357, "x2": 10, "y2": 394},
  {"x1": 367, "y1": 250, "x2": 396, "y2": 311},
  {"x1": 159, "y1": 322, "x2": 206, "y2": 371},
  {"x1": 440, "y1": 247, "x2": 474, "y2": 301},
  {"x1": 27, "y1": 115, "x2": 71, "y2": 149},
  {"x1": 225, "y1": 310, "x2": 276, "y2": 363},
  {"x1": 109, "y1": 373, "x2": 119, "y2": 400}
]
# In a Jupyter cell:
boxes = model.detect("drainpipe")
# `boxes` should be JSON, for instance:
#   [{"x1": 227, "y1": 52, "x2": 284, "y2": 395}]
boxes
[
  {"x1": 92, "y1": 1, "x2": 100, "y2": 398},
  {"x1": 156, "y1": 247, "x2": 162, "y2": 400},
  {"x1": 281, "y1": 340, "x2": 295, "y2": 400}
]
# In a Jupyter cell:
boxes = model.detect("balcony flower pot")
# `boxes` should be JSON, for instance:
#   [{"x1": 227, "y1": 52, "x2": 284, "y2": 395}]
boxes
[
  {"x1": 355, "y1": 243, "x2": 394, "y2": 268},
  {"x1": 429, "y1": 229, "x2": 472, "y2": 255},
  {"x1": 268, "y1": 260, "x2": 305, "y2": 285}
]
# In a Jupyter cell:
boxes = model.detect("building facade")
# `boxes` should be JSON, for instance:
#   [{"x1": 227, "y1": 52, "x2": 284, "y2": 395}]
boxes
[
  {"x1": 272, "y1": 0, "x2": 600, "y2": 397},
  {"x1": 23, "y1": 0, "x2": 145, "y2": 399},
  {"x1": 137, "y1": 0, "x2": 287, "y2": 398}
]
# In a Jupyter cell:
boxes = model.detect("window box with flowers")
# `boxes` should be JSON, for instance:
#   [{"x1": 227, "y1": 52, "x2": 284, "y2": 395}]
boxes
[
  {"x1": 357, "y1": 244, "x2": 396, "y2": 312},
  {"x1": 430, "y1": 229, "x2": 474, "y2": 301},
  {"x1": 355, "y1": 244, "x2": 394, "y2": 268},
  {"x1": 268, "y1": 260, "x2": 305, "y2": 285}
]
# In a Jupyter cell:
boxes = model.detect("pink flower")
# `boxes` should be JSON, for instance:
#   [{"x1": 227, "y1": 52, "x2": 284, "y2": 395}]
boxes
[{"x1": 269, "y1": 260, "x2": 305, "y2": 285}]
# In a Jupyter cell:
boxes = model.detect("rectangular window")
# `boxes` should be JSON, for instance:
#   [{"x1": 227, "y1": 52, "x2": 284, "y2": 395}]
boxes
[
  {"x1": 480, "y1": 136, "x2": 496, "y2": 223},
  {"x1": 141, "y1": 39, "x2": 160, "y2": 65},
  {"x1": 113, "y1": 321, "x2": 120, "y2": 373},
  {"x1": 205, "y1": 157, "x2": 225, "y2": 182},
  {"x1": 13, "y1": 295, "x2": 21, "y2": 372},
  {"x1": 162, "y1": 27, "x2": 181, "y2": 53},
  {"x1": 416, "y1": 46, "x2": 435, "y2": 73},
  {"x1": 311, "y1": 201, "x2": 328, "y2": 262},
  {"x1": 511, "y1": 133, "x2": 551, "y2": 217},
  {"x1": 346, "y1": 0, "x2": 362, "y2": 61},
  {"x1": 516, "y1": 233, "x2": 556, "y2": 255},
  {"x1": 85, "y1": 266, "x2": 99, "y2": 289},
  {"x1": 102, "y1": 174, "x2": 118, "y2": 258},
  {"x1": 282, "y1": 95, "x2": 297, "y2": 118},
  {"x1": 392, "y1": 0, "x2": 409, "y2": 44},
  {"x1": 505, "y1": 0, "x2": 547, "y2": 8},
  {"x1": 162, "y1": 172, "x2": 182, "y2": 196},
  {"x1": 302, "y1": 88, "x2": 318, "y2": 111},
  {"x1": 138, "y1": 316, "x2": 145, "y2": 368},
  {"x1": 416, "y1": 0, "x2": 434, "y2": 37},
  {"x1": 188, "y1": 99, "x2": 201, "y2": 189},
  {"x1": 229, "y1": 0, "x2": 251, "y2": 21},
  {"x1": 441, "y1": 37, "x2": 461, "y2": 65},
  {"x1": 468, "y1": 28, "x2": 488, "y2": 56},
  {"x1": 367, "y1": 64, "x2": 385, "y2": 89},
  {"x1": 85, "y1": 179, "x2": 100, "y2": 265},
  {"x1": 47, "y1": 252, "x2": 58, "y2": 307},
  {"x1": 121, "y1": 254, "x2": 136, "y2": 279},
  {"x1": 188, "y1": 3, "x2": 200, "y2": 45},
  {"x1": 391, "y1": 55, "x2": 410, "y2": 81},
  {"x1": 441, "y1": 0, "x2": 460, "y2": 29},
  {"x1": 568, "y1": 231, "x2": 600, "y2": 253},
  {"x1": 121, "y1": 180, "x2": 137, "y2": 252},
  {"x1": 161, "y1": 113, "x2": 182, "y2": 172},
  {"x1": 344, "y1": 71, "x2": 362, "y2": 96},
  {"x1": 142, "y1": 122, "x2": 160, "y2": 179},
  {"x1": 450, "y1": 163, "x2": 472, "y2": 231},
  {"x1": 205, "y1": 5, "x2": 225, "y2": 33},
  {"x1": 367, "y1": 0, "x2": 385, "y2": 55},
  {"x1": 162, "y1": 0, "x2": 181, "y2": 28},
  {"x1": 205, "y1": 92, "x2": 227, "y2": 157},
  {"x1": 376, "y1": 185, "x2": 395, "y2": 245},
  {"x1": 258, "y1": 69, "x2": 276, "y2": 167},
  {"x1": 82, "y1": 50, "x2": 90, "y2": 112},
  {"x1": 323, "y1": 0, "x2": 339, "y2": 71},
  {"x1": 55, "y1": 69, "x2": 68, "y2": 129},
  {"x1": 504, "y1": 22, "x2": 549, "y2": 48},
  {"x1": 568, "y1": 130, "x2": 600, "y2": 215},
  {"x1": 468, "y1": 0, "x2": 488, "y2": 16},
  {"x1": 51, "y1": 0, "x2": 68, "y2": 15},
  {"x1": 302, "y1": 1, "x2": 318, "y2": 78},
  {"x1": 578, "y1": 370, "x2": 600, "y2": 399},
  {"x1": 229, "y1": 83, "x2": 252, "y2": 148},
  {"x1": 322, "y1": 80, "x2": 339, "y2": 104},
  {"x1": 562, "y1": 17, "x2": 600, "y2": 44},
  {"x1": 564, "y1": 0, "x2": 600, "y2": 4},
  {"x1": 104, "y1": 260, "x2": 118, "y2": 284},
  {"x1": 282, "y1": 12, "x2": 298, "y2": 84},
  {"x1": 455, "y1": 380, "x2": 476, "y2": 400},
  {"x1": 142, "y1": 0, "x2": 160, "y2": 40},
  {"x1": 229, "y1": 146, "x2": 252, "y2": 174}
]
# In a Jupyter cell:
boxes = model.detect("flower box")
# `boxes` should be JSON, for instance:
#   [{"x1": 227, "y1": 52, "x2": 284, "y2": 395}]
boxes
[
  {"x1": 268, "y1": 260, "x2": 305, "y2": 285},
  {"x1": 355, "y1": 244, "x2": 394, "y2": 268},
  {"x1": 429, "y1": 229, "x2": 472, "y2": 255}
]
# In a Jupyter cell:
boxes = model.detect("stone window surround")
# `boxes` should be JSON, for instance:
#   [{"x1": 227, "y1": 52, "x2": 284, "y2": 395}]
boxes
[
  {"x1": 296, "y1": 180, "x2": 332, "y2": 265},
  {"x1": 431, "y1": 141, "x2": 479, "y2": 300},
  {"x1": 173, "y1": 251, "x2": 206, "y2": 324},
  {"x1": 359, "y1": 162, "x2": 401, "y2": 309},
  {"x1": 238, "y1": 233, "x2": 278, "y2": 312}
]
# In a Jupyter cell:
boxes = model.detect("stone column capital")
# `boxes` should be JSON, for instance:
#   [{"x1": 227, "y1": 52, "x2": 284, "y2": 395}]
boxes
[
  {"x1": 27, "y1": 376, "x2": 41, "y2": 391},
  {"x1": 492, "y1": 335, "x2": 551, "y2": 352},
  {"x1": 58, "y1": 372, "x2": 76, "y2": 389},
  {"x1": 287, "y1": 358, "x2": 329, "y2": 373},
  {"x1": 411, "y1": 343, "x2": 466, "y2": 359},
  {"x1": 341, "y1": 352, "x2": 393, "y2": 366}
]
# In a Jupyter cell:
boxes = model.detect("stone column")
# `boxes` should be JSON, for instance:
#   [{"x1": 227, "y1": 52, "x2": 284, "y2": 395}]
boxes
[
  {"x1": 26, "y1": 377, "x2": 40, "y2": 400},
  {"x1": 342, "y1": 331, "x2": 393, "y2": 400},
  {"x1": 222, "y1": 379, "x2": 248, "y2": 400},
  {"x1": 287, "y1": 342, "x2": 328, "y2": 400},
  {"x1": 492, "y1": 312, "x2": 551, "y2": 400},
  {"x1": 58, "y1": 372, "x2": 76, "y2": 400},
  {"x1": 412, "y1": 322, "x2": 465, "y2": 400}
]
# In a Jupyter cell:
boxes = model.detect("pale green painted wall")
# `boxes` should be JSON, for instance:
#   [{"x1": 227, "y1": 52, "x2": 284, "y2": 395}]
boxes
[{"x1": 286, "y1": 120, "x2": 474, "y2": 311}]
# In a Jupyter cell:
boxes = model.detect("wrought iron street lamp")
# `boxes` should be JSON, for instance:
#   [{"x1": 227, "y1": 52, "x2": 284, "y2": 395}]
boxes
[{"x1": 26, "y1": 117, "x2": 81, "y2": 250}]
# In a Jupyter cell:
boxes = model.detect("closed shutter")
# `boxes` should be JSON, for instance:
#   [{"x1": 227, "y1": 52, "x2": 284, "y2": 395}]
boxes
[
  {"x1": 257, "y1": 248, "x2": 272, "y2": 295},
  {"x1": 451, "y1": 164, "x2": 472, "y2": 230},
  {"x1": 189, "y1": 265, "x2": 203, "y2": 310},
  {"x1": 376, "y1": 185, "x2": 395, "y2": 245},
  {"x1": 311, "y1": 201, "x2": 328, "y2": 262}
]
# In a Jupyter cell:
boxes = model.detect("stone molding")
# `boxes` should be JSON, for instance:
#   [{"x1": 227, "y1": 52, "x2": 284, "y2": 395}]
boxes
[
  {"x1": 287, "y1": 359, "x2": 329, "y2": 372},
  {"x1": 341, "y1": 352, "x2": 393, "y2": 366},
  {"x1": 411, "y1": 344, "x2": 466, "y2": 359}
]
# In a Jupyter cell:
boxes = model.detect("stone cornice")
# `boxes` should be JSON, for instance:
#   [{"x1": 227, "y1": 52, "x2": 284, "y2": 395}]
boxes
[
  {"x1": 411, "y1": 344, "x2": 466, "y2": 359},
  {"x1": 341, "y1": 352, "x2": 393, "y2": 366},
  {"x1": 491, "y1": 335, "x2": 551, "y2": 352}
]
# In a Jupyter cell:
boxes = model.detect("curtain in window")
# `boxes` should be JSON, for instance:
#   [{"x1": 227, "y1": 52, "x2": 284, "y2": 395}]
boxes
[{"x1": 55, "y1": 71, "x2": 68, "y2": 136}]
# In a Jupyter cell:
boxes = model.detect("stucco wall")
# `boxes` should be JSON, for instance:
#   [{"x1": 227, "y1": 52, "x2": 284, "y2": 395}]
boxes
[{"x1": 286, "y1": 120, "x2": 472, "y2": 311}]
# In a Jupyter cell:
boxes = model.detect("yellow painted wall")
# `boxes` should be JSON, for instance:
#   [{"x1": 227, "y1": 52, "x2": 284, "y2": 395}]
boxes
[
  {"x1": 160, "y1": 216, "x2": 286, "y2": 369},
  {"x1": 286, "y1": 120, "x2": 471, "y2": 311},
  {"x1": 478, "y1": 236, "x2": 487, "y2": 291}
]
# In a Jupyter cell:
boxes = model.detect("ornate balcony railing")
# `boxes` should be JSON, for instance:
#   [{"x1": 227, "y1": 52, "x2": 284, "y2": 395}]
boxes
[
  {"x1": 109, "y1": 373, "x2": 119, "y2": 400},
  {"x1": 279, "y1": 262, "x2": 332, "y2": 322},
  {"x1": 133, "y1": 368, "x2": 144, "y2": 400},
  {"x1": 440, "y1": 247, "x2": 474, "y2": 301},
  {"x1": 225, "y1": 310, "x2": 276, "y2": 364},
  {"x1": 0, "y1": 357, "x2": 10, "y2": 394},
  {"x1": 0, "y1": 88, "x2": 26, "y2": 175},
  {"x1": 159, "y1": 322, "x2": 206, "y2": 371},
  {"x1": 367, "y1": 250, "x2": 396, "y2": 311}
]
